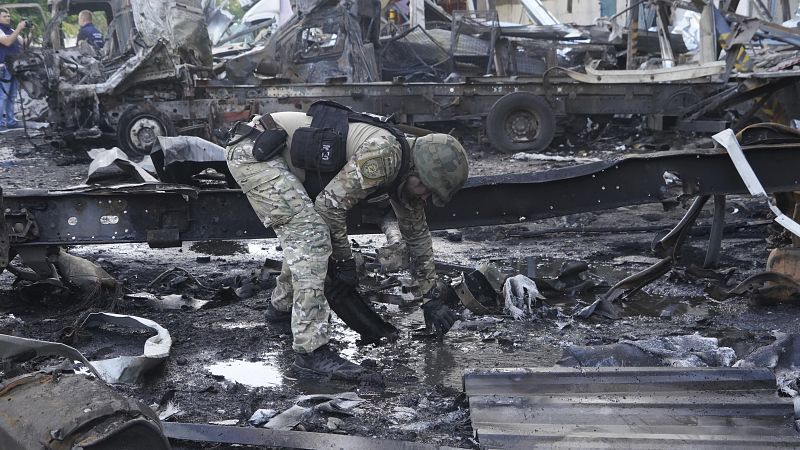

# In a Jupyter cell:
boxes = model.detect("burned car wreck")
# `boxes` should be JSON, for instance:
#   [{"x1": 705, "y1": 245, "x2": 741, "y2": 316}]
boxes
[
  {"x1": 12, "y1": 0, "x2": 383, "y2": 156},
  {"x1": 224, "y1": 0, "x2": 381, "y2": 84},
  {"x1": 13, "y1": 0, "x2": 213, "y2": 156}
]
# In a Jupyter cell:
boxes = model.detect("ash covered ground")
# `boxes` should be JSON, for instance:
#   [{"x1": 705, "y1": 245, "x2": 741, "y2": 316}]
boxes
[{"x1": 2, "y1": 124, "x2": 800, "y2": 449}]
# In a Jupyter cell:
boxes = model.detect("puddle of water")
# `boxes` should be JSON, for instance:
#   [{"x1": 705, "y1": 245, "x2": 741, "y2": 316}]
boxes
[
  {"x1": 414, "y1": 339, "x2": 559, "y2": 389},
  {"x1": 332, "y1": 319, "x2": 386, "y2": 362},
  {"x1": 337, "y1": 327, "x2": 362, "y2": 361},
  {"x1": 485, "y1": 256, "x2": 631, "y2": 288},
  {"x1": 622, "y1": 294, "x2": 709, "y2": 318},
  {"x1": 207, "y1": 353, "x2": 283, "y2": 388}
]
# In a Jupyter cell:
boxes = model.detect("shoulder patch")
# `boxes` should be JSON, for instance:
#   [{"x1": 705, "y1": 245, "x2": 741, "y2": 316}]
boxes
[{"x1": 358, "y1": 157, "x2": 386, "y2": 180}]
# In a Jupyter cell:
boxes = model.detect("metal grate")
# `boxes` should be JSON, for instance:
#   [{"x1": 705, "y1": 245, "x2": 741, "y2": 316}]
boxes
[
  {"x1": 464, "y1": 367, "x2": 800, "y2": 448},
  {"x1": 450, "y1": 10, "x2": 500, "y2": 75},
  {"x1": 380, "y1": 26, "x2": 451, "y2": 81}
]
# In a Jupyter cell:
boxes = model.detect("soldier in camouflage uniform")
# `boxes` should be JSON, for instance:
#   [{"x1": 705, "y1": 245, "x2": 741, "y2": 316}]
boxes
[{"x1": 226, "y1": 111, "x2": 468, "y2": 380}]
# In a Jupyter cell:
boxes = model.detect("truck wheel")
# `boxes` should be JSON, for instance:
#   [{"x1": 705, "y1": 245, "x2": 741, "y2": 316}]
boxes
[
  {"x1": 486, "y1": 92, "x2": 555, "y2": 153},
  {"x1": 117, "y1": 105, "x2": 175, "y2": 158}
]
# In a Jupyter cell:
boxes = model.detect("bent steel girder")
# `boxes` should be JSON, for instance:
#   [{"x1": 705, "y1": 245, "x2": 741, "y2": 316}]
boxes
[
  {"x1": 5, "y1": 144, "x2": 800, "y2": 248},
  {"x1": 431, "y1": 143, "x2": 800, "y2": 227}
]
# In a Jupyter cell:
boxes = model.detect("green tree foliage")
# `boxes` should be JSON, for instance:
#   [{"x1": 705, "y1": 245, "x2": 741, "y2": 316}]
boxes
[
  {"x1": 223, "y1": 0, "x2": 251, "y2": 20},
  {"x1": 6, "y1": 0, "x2": 243, "y2": 44},
  {"x1": 4, "y1": 0, "x2": 112, "y2": 43},
  {"x1": 3, "y1": 0, "x2": 48, "y2": 45}
]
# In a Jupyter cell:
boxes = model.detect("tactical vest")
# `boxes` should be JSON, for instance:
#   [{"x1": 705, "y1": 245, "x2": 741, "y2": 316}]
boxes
[{"x1": 229, "y1": 101, "x2": 411, "y2": 200}]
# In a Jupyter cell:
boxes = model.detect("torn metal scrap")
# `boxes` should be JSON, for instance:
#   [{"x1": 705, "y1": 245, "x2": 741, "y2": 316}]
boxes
[
  {"x1": 713, "y1": 128, "x2": 800, "y2": 238},
  {"x1": 559, "y1": 335, "x2": 736, "y2": 368},
  {"x1": 452, "y1": 272, "x2": 494, "y2": 316},
  {"x1": 80, "y1": 312, "x2": 172, "y2": 384},
  {"x1": 11, "y1": 246, "x2": 119, "y2": 302},
  {"x1": 725, "y1": 11, "x2": 800, "y2": 49},
  {"x1": 708, "y1": 271, "x2": 800, "y2": 303},
  {"x1": 452, "y1": 261, "x2": 605, "y2": 317},
  {"x1": 562, "y1": 60, "x2": 727, "y2": 84},
  {"x1": 502, "y1": 274, "x2": 546, "y2": 321},
  {"x1": 127, "y1": 291, "x2": 210, "y2": 310},
  {"x1": 85, "y1": 148, "x2": 160, "y2": 185},
  {"x1": 147, "y1": 266, "x2": 210, "y2": 290},
  {"x1": 150, "y1": 136, "x2": 236, "y2": 187},
  {"x1": 263, "y1": 392, "x2": 366, "y2": 430},
  {"x1": 464, "y1": 366, "x2": 799, "y2": 448},
  {"x1": 736, "y1": 333, "x2": 800, "y2": 397},
  {"x1": 161, "y1": 422, "x2": 463, "y2": 449},
  {"x1": 0, "y1": 334, "x2": 105, "y2": 380}
]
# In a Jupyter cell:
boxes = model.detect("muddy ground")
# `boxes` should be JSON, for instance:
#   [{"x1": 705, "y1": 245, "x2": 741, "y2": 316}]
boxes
[{"x1": 1, "y1": 123, "x2": 799, "y2": 449}]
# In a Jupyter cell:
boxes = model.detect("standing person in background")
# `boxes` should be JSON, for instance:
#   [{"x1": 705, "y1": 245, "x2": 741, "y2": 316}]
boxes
[
  {"x1": 77, "y1": 10, "x2": 104, "y2": 51},
  {"x1": 0, "y1": 8, "x2": 26, "y2": 133}
]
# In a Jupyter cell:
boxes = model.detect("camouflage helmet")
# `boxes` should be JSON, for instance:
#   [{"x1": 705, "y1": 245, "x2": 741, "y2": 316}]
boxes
[{"x1": 411, "y1": 134, "x2": 469, "y2": 207}]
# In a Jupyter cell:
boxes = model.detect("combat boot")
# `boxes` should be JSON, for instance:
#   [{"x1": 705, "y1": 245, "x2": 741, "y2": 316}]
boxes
[
  {"x1": 292, "y1": 345, "x2": 368, "y2": 381},
  {"x1": 264, "y1": 303, "x2": 291, "y2": 323}
]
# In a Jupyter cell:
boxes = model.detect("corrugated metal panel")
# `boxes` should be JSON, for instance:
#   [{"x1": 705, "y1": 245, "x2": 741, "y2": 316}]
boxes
[{"x1": 464, "y1": 367, "x2": 800, "y2": 449}]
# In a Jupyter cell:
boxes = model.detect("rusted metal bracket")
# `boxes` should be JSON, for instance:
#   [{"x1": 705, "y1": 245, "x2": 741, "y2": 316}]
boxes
[
  {"x1": 704, "y1": 194, "x2": 727, "y2": 268},
  {"x1": 5, "y1": 207, "x2": 39, "y2": 244}
]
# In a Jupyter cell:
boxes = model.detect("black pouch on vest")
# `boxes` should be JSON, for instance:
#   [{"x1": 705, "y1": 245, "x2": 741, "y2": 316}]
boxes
[
  {"x1": 290, "y1": 127, "x2": 346, "y2": 172},
  {"x1": 252, "y1": 128, "x2": 288, "y2": 161},
  {"x1": 225, "y1": 121, "x2": 259, "y2": 146}
]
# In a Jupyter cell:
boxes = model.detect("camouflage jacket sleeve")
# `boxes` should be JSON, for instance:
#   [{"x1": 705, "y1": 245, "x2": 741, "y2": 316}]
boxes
[
  {"x1": 390, "y1": 196, "x2": 437, "y2": 296},
  {"x1": 315, "y1": 135, "x2": 402, "y2": 261}
]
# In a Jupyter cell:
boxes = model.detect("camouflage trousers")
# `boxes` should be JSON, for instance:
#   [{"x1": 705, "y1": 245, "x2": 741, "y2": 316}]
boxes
[{"x1": 226, "y1": 143, "x2": 331, "y2": 354}]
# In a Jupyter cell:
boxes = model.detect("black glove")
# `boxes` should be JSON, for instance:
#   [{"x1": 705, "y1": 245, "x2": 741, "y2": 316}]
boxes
[
  {"x1": 422, "y1": 288, "x2": 459, "y2": 339},
  {"x1": 328, "y1": 257, "x2": 358, "y2": 289}
]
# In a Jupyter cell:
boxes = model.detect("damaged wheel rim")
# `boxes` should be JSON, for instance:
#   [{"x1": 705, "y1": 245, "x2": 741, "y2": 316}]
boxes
[
  {"x1": 506, "y1": 110, "x2": 540, "y2": 143},
  {"x1": 129, "y1": 116, "x2": 167, "y2": 151}
]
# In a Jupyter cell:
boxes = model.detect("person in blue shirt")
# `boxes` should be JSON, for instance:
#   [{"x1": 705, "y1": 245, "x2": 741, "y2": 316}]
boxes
[
  {"x1": 0, "y1": 8, "x2": 25, "y2": 132},
  {"x1": 77, "y1": 10, "x2": 103, "y2": 51}
]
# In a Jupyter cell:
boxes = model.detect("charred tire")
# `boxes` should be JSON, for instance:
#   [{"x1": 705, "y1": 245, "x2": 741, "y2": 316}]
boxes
[
  {"x1": 117, "y1": 105, "x2": 176, "y2": 158},
  {"x1": 486, "y1": 92, "x2": 555, "y2": 153}
]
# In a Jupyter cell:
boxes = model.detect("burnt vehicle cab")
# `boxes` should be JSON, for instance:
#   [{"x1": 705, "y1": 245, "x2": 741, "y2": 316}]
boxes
[{"x1": 13, "y1": 0, "x2": 212, "y2": 157}]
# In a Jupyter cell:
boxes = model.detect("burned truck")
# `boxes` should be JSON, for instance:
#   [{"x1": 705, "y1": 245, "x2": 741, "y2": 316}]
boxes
[
  {"x1": 11, "y1": 0, "x2": 391, "y2": 156},
  {"x1": 10, "y1": 0, "x2": 778, "y2": 156}
]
